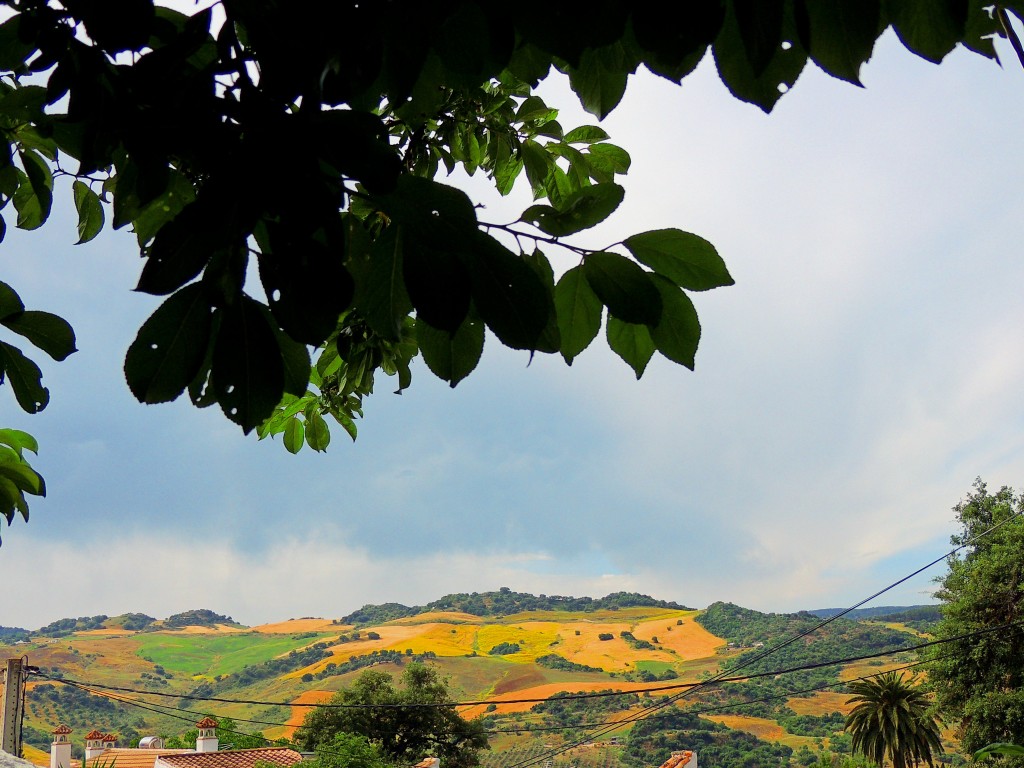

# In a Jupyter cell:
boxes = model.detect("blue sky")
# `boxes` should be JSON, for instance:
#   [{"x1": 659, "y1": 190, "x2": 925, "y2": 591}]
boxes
[{"x1": 1, "y1": 25, "x2": 1023, "y2": 629}]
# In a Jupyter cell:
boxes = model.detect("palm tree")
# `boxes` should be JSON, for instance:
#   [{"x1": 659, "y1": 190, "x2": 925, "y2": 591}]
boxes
[{"x1": 845, "y1": 671, "x2": 943, "y2": 768}]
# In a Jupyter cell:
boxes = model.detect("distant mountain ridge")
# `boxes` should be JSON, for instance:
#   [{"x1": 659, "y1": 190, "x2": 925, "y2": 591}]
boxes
[
  {"x1": 805, "y1": 604, "x2": 938, "y2": 620},
  {"x1": 341, "y1": 588, "x2": 693, "y2": 624}
]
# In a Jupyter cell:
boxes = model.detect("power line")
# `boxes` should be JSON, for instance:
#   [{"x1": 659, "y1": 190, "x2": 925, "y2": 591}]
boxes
[
  {"x1": 501, "y1": 511, "x2": 1024, "y2": 768},
  {"x1": 41, "y1": 653, "x2": 942, "y2": 740},
  {"x1": 31, "y1": 620, "x2": 1018, "y2": 711}
]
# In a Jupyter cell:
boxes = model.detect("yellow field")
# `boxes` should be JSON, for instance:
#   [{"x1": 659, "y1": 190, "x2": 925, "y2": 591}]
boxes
[
  {"x1": 293, "y1": 622, "x2": 483, "y2": 677},
  {"x1": 631, "y1": 614, "x2": 725, "y2": 659},
  {"x1": 543, "y1": 621, "x2": 679, "y2": 671},
  {"x1": 475, "y1": 622, "x2": 560, "y2": 661},
  {"x1": 76, "y1": 629, "x2": 133, "y2": 636},
  {"x1": 839, "y1": 659, "x2": 913, "y2": 681},
  {"x1": 787, "y1": 691, "x2": 853, "y2": 715},
  {"x1": 167, "y1": 624, "x2": 244, "y2": 634},
  {"x1": 253, "y1": 619, "x2": 343, "y2": 633},
  {"x1": 23, "y1": 744, "x2": 49, "y2": 767},
  {"x1": 390, "y1": 611, "x2": 482, "y2": 624},
  {"x1": 284, "y1": 689, "x2": 335, "y2": 734},
  {"x1": 461, "y1": 680, "x2": 686, "y2": 717},
  {"x1": 704, "y1": 714, "x2": 786, "y2": 740}
]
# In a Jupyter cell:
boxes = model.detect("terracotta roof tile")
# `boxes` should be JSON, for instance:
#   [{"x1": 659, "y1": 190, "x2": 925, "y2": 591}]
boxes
[
  {"x1": 157, "y1": 747, "x2": 303, "y2": 768},
  {"x1": 656, "y1": 751, "x2": 694, "y2": 768},
  {"x1": 195, "y1": 718, "x2": 218, "y2": 729},
  {"x1": 52, "y1": 726, "x2": 73, "y2": 736},
  {"x1": 102, "y1": 735, "x2": 117, "y2": 743},
  {"x1": 87, "y1": 748, "x2": 192, "y2": 768},
  {"x1": 86, "y1": 731, "x2": 104, "y2": 740}
]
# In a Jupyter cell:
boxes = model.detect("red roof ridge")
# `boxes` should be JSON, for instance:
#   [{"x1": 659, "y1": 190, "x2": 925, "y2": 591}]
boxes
[
  {"x1": 53, "y1": 725, "x2": 72, "y2": 735},
  {"x1": 86, "y1": 731, "x2": 104, "y2": 740}
]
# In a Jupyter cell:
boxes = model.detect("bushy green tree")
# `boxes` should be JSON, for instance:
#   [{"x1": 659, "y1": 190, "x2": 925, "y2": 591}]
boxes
[
  {"x1": 303, "y1": 732, "x2": 391, "y2": 768},
  {"x1": 923, "y1": 480, "x2": 1024, "y2": 765},
  {"x1": 844, "y1": 672, "x2": 943, "y2": 768},
  {"x1": 295, "y1": 664, "x2": 487, "y2": 768}
]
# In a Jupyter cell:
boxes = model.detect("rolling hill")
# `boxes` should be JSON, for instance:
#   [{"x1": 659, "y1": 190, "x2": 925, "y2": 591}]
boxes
[{"x1": 1, "y1": 592, "x2": 941, "y2": 768}]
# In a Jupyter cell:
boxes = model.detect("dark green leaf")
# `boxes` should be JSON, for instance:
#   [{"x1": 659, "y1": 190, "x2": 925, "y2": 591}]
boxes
[
  {"x1": 12, "y1": 169, "x2": 44, "y2": 230},
  {"x1": 468, "y1": 232, "x2": 556, "y2": 352},
  {"x1": 416, "y1": 316, "x2": 484, "y2": 387},
  {"x1": 567, "y1": 43, "x2": 634, "y2": 119},
  {"x1": 564, "y1": 126, "x2": 610, "y2": 144},
  {"x1": 72, "y1": 180, "x2": 105, "y2": 244},
  {"x1": 521, "y1": 184, "x2": 624, "y2": 236},
  {"x1": 649, "y1": 275, "x2": 701, "y2": 370},
  {"x1": 584, "y1": 251, "x2": 662, "y2": 326},
  {"x1": 885, "y1": 0, "x2": 968, "y2": 63},
  {"x1": 802, "y1": 0, "x2": 881, "y2": 84},
  {"x1": 554, "y1": 265, "x2": 603, "y2": 364},
  {"x1": 606, "y1": 316, "x2": 656, "y2": 379},
  {"x1": 0, "y1": 86, "x2": 47, "y2": 122},
  {"x1": 19, "y1": 151, "x2": 53, "y2": 225},
  {"x1": 585, "y1": 143, "x2": 631, "y2": 175},
  {"x1": 131, "y1": 171, "x2": 196, "y2": 246},
  {"x1": 275, "y1": 325, "x2": 311, "y2": 399},
  {"x1": 516, "y1": 95, "x2": 558, "y2": 123},
  {"x1": 1, "y1": 310, "x2": 77, "y2": 361},
  {"x1": 305, "y1": 411, "x2": 331, "y2": 452},
  {"x1": 124, "y1": 284, "x2": 213, "y2": 404},
  {"x1": 358, "y1": 226, "x2": 413, "y2": 341},
  {"x1": 0, "y1": 342, "x2": 48, "y2": 413},
  {"x1": 0, "y1": 16, "x2": 36, "y2": 71},
  {"x1": 521, "y1": 140, "x2": 552, "y2": 197},
  {"x1": 624, "y1": 228, "x2": 734, "y2": 291},
  {"x1": 137, "y1": 198, "x2": 225, "y2": 295},
  {"x1": 212, "y1": 296, "x2": 286, "y2": 433},
  {"x1": 714, "y1": 1, "x2": 808, "y2": 112},
  {"x1": 283, "y1": 417, "x2": 305, "y2": 454},
  {"x1": 733, "y1": 0, "x2": 785, "y2": 75},
  {"x1": 0, "y1": 281, "x2": 24, "y2": 320}
]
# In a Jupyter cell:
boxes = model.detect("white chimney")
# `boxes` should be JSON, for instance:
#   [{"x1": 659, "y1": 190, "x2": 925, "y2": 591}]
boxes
[
  {"x1": 50, "y1": 725, "x2": 72, "y2": 768},
  {"x1": 85, "y1": 730, "x2": 106, "y2": 760},
  {"x1": 195, "y1": 718, "x2": 218, "y2": 753}
]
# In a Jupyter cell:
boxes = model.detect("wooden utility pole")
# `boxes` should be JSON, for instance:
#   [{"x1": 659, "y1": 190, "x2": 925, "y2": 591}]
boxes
[{"x1": 0, "y1": 657, "x2": 25, "y2": 757}]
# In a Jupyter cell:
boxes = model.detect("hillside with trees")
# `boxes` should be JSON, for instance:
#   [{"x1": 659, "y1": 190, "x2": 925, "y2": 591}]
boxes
[
  {"x1": 2, "y1": 591, "x2": 942, "y2": 768},
  {"x1": 343, "y1": 589, "x2": 691, "y2": 624}
]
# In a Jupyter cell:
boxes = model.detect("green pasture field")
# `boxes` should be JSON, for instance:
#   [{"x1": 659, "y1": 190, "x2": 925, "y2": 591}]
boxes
[
  {"x1": 134, "y1": 632, "x2": 332, "y2": 677},
  {"x1": 633, "y1": 660, "x2": 676, "y2": 674}
]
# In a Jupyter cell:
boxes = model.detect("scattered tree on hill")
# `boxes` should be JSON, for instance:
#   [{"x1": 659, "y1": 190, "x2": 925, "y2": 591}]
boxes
[
  {"x1": 0, "y1": 1, "x2": 1017, "y2": 531},
  {"x1": 296, "y1": 664, "x2": 488, "y2": 768},
  {"x1": 487, "y1": 642, "x2": 520, "y2": 656},
  {"x1": 922, "y1": 480, "x2": 1024, "y2": 765},
  {"x1": 163, "y1": 609, "x2": 236, "y2": 628},
  {"x1": 844, "y1": 672, "x2": 943, "y2": 768}
]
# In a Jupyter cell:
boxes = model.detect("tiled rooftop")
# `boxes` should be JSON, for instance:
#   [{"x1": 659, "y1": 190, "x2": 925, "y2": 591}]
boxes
[
  {"x1": 195, "y1": 718, "x2": 218, "y2": 729},
  {"x1": 157, "y1": 747, "x2": 303, "y2": 768},
  {"x1": 52, "y1": 725, "x2": 72, "y2": 735},
  {"x1": 87, "y1": 748, "x2": 193, "y2": 768},
  {"x1": 657, "y1": 751, "x2": 694, "y2": 768}
]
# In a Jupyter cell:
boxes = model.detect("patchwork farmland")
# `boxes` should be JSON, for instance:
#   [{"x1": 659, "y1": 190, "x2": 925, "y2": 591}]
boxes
[{"x1": 1, "y1": 593, "x2": 936, "y2": 768}]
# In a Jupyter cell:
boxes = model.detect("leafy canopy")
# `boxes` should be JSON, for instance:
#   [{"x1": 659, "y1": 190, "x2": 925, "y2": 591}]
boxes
[
  {"x1": 295, "y1": 663, "x2": 488, "y2": 768},
  {"x1": 922, "y1": 480, "x2": 1024, "y2": 766},
  {"x1": 844, "y1": 671, "x2": 943, "y2": 768},
  {"x1": 0, "y1": 1, "x2": 1018, "y2": 527}
]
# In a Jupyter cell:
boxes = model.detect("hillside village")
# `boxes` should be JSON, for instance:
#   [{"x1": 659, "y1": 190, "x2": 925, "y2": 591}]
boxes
[{"x1": 0, "y1": 592, "x2": 945, "y2": 768}]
